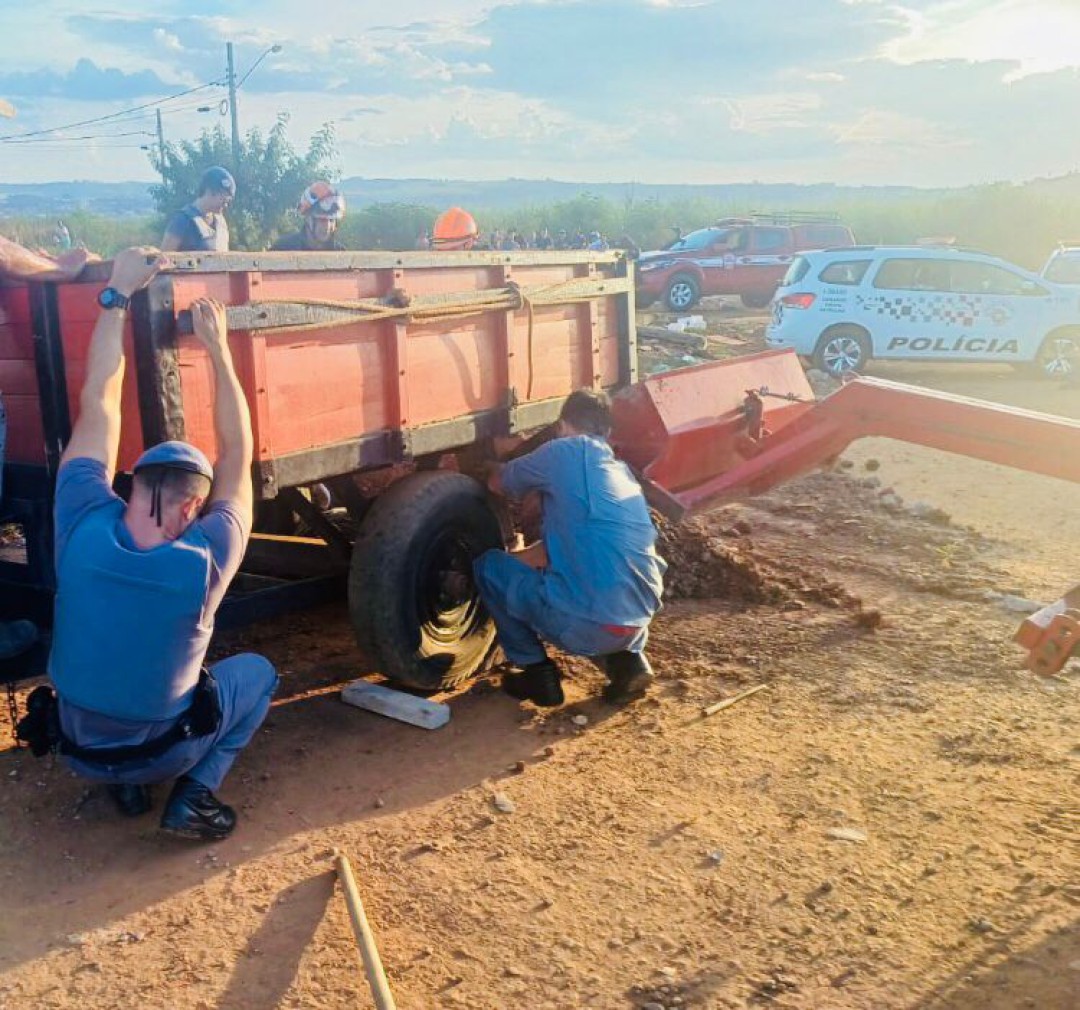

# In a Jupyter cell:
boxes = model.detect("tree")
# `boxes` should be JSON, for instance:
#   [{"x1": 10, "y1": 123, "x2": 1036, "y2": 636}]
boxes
[
  {"x1": 338, "y1": 203, "x2": 440, "y2": 251},
  {"x1": 148, "y1": 117, "x2": 337, "y2": 251}
]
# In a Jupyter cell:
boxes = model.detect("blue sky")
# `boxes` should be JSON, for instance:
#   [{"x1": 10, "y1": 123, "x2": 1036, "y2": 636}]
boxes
[{"x1": 1, "y1": 0, "x2": 1079, "y2": 187}]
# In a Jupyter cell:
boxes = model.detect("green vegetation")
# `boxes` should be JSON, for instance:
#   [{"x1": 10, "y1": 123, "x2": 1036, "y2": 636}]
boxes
[
  {"x1": 0, "y1": 210, "x2": 158, "y2": 257},
  {"x1": 337, "y1": 203, "x2": 439, "y2": 251},
  {"x1": 4, "y1": 173, "x2": 1080, "y2": 269},
  {"x1": 149, "y1": 118, "x2": 338, "y2": 250}
]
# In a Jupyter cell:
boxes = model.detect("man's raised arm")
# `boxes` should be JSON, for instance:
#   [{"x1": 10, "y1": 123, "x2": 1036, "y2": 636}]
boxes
[
  {"x1": 60, "y1": 247, "x2": 169, "y2": 478},
  {"x1": 189, "y1": 299, "x2": 254, "y2": 524},
  {"x1": 0, "y1": 235, "x2": 97, "y2": 283}
]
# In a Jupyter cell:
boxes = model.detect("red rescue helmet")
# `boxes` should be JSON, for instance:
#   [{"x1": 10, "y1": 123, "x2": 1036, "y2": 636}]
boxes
[
  {"x1": 298, "y1": 181, "x2": 346, "y2": 220},
  {"x1": 431, "y1": 207, "x2": 478, "y2": 250}
]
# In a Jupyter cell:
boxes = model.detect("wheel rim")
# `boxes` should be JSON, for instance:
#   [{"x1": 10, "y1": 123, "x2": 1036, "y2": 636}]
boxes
[
  {"x1": 822, "y1": 335, "x2": 863, "y2": 374},
  {"x1": 669, "y1": 281, "x2": 694, "y2": 309},
  {"x1": 415, "y1": 528, "x2": 486, "y2": 651},
  {"x1": 1041, "y1": 337, "x2": 1075, "y2": 377}
]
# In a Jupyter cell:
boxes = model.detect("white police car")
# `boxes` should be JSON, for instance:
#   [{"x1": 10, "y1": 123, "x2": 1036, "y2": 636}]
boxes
[{"x1": 766, "y1": 246, "x2": 1079, "y2": 377}]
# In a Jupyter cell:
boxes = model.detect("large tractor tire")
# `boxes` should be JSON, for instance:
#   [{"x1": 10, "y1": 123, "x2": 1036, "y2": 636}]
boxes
[{"x1": 348, "y1": 470, "x2": 503, "y2": 691}]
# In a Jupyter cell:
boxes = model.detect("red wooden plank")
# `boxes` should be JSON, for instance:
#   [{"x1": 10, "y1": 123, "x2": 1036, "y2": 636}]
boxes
[
  {"x1": 3, "y1": 397, "x2": 45, "y2": 464},
  {"x1": 0, "y1": 360, "x2": 39, "y2": 397}
]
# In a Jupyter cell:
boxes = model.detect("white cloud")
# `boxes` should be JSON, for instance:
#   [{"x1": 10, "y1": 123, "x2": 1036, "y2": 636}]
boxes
[
  {"x1": 883, "y1": 0, "x2": 1080, "y2": 77},
  {"x1": 3, "y1": 0, "x2": 1080, "y2": 187},
  {"x1": 831, "y1": 108, "x2": 967, "y2": 149},
  {"x1": 152, "y1": 28, "x2": 184, "y2": 52}
]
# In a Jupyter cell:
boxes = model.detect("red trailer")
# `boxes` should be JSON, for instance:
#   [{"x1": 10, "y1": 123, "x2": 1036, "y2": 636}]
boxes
[
  {"x1": 4, "y1": 248, "x2": 1079, "y2": 696},
  {"x1": 0, "y1": 249, "x2": 636, "y2": 690}
]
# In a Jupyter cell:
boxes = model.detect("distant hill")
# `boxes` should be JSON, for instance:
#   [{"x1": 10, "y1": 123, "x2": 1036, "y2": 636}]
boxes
[
  {"x1": 336, "y1": 177, "x2": 946, "y2": 210},
  {"x1": 0, "y1": 176, "x2": 956, "y2": 219},
  {"x1": 0, "y1": 180, "x2": 156, "y2": 217}
]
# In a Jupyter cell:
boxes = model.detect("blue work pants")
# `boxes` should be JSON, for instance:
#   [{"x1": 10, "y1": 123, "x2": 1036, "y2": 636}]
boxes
[
  {"x1": 474, "y1": 549, "x2": 647, "y2": 666},
  {"x1": 64, "y1": 653, "x2": 278, "y2": 791}
]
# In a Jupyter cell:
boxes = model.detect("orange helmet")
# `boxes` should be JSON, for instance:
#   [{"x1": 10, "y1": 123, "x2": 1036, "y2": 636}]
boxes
[
  {"x1": 431, "y1": 207, "x2": 478, "y2": 250},
  {"x1": 298, "y1": 181, "x2": 345, "y2": 220}
]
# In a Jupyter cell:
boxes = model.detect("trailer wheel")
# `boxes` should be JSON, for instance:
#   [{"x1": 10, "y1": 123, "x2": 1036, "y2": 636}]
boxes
[{"x1": 348, "y1": 470, "x2": 503, "y2": 691}]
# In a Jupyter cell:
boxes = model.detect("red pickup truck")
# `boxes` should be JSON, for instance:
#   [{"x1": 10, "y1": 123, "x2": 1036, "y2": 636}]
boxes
[{"x1": 636, "y1": 215, "x2": 855, "y2": 311}]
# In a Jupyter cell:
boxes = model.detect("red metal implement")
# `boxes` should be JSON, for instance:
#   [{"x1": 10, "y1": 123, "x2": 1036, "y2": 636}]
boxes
[{"x1": 612, "y1": 349, "x2": 1080, "y2": 519}]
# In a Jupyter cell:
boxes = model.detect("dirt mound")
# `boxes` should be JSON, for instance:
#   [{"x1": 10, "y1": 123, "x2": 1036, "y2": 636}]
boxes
[
  {"x1": 655, "y1": 514, "x2": 787, "y2": 604},
  {"x1": 655, "y1": 505, "x2": 867, "y2": 617}
]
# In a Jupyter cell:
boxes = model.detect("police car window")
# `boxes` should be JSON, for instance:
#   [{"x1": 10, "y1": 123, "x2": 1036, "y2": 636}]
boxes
[
  {"x1": 872, "y1": 258, "x2": 950, "y2": 292},
  {"x1": 818, "y1": 260, "x2": 871, "y2": 286},
  {"x1": 753, "y1": 228, "x2": 788, "y2": 253},
  {"x1": 1044, "y1": 255, "x2": 1080, "y2": 284},
  {"x1": 782, "y1": 257, "x2": 810, "y2": 286},
  {"x1": 950, "y1": 260, "x2": 1042, "y2": 296}
]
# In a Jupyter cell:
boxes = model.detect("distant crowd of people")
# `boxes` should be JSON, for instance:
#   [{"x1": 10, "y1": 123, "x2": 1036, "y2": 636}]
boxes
[
  {"x1": 13, "y1": 169, "x2": 640, "y2": 259},
  {"x1": 418, "y1": 226, "x2": 636, "y2": 254}
]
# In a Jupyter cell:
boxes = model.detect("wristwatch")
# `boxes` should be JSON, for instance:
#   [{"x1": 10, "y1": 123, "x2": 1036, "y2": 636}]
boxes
[{"x1": 97, "y1": 287, "x2": 131, "y2": 311}]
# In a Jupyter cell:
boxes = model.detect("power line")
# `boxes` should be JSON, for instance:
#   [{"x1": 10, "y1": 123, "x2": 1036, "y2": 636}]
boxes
[
  {"x1": 0, "y1": 95, "x2": 221, "y2": 145},
  {"x1": 3, "y1": 142, "x2": 153, "y2": 151},
  {"x1": 1, "y1": 129, "x2": 157, "y2": 146},
  {"x1": 0, "y1": 79, "x2": 226, "y2": 144}
]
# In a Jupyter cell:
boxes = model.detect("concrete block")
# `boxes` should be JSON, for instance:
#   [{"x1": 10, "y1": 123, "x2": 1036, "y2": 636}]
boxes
[{"x1": 341, "y1": 680, "x2": 451, "y2": 730}]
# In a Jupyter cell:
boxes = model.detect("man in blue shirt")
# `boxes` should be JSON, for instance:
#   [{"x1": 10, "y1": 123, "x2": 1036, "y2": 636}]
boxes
[
  {"x1": 50, "y1": 249, "x2": 276, "y2": 840},
  {"x1": 475, "y1": 389, "x2": 667, "y2": 706},
  {"x1": 161, "y1": 166, "x2": 234, "y2": 253}
]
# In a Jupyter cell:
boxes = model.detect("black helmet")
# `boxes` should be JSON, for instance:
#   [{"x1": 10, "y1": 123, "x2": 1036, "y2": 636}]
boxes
[{"x1": 198, "y1": 166, "x2": 236, "y2": 197}]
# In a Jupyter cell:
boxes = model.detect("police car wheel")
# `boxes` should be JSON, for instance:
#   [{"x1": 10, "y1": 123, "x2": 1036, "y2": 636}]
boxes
[
  {"x1": 664, "y1": 274, "x2": 699, "y2": 312},
  {"x1": 813, "y1": 327, "x2": 870, "y2": 376},
  {"x1": 1034, "y1": 331, "x2": 1077, "y2": 379}
]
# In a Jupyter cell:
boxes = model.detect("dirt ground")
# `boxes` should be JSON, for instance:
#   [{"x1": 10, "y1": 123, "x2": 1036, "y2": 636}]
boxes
[{"x1": 1, "y1": 319, "x2": 1078, "y2": 1009}]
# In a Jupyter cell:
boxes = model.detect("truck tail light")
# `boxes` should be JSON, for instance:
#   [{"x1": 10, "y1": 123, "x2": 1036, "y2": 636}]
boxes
[{"x1": 780, "y1": 293, "x2": 816, "y2": 309}]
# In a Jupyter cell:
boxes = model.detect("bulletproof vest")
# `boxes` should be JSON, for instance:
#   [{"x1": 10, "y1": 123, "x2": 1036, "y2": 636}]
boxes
[
  {"x1": 181, "y1": 205, "x2": 229, "y2": 252},
  {"x1": 50, "y1": 500, "x2": 215, "y2": 721}
]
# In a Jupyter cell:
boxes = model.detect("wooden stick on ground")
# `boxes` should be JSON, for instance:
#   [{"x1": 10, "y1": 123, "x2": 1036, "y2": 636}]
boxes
[
  {"x1": 334, "y1": 851, "x2": 398, "y2": 1010},
  {"x1": 701, "y1": 684, "x2": 769, "y2": 718}
]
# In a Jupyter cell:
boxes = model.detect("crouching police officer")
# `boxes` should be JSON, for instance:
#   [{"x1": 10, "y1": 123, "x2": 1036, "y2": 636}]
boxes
[
  {"x1": 48, "y1": 248, "x2": 276, "y2": 840},
  {"x1": 474, "y1": 390, "x2": 667, "y2": 707}
]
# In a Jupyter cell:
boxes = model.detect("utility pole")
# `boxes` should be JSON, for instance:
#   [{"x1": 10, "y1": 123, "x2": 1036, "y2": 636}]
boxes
[
  {"x1": 155, "y1": 108, "x2": 167, "y2": 182},
  {"x1": 226, "y1": 42, "x2": 241, "y2": 174}
]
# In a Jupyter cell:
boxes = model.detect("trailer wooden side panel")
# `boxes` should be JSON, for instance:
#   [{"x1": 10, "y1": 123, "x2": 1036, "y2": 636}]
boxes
[
  {"x1": 0, "y1": 285, "x2": 44, "y2": 465},
  {"x1": 154, "y1": 251, "x2": 634, "y2": 491},
  {"x1": 2, "y1": 250, "x2": 635, "y2": 488}
]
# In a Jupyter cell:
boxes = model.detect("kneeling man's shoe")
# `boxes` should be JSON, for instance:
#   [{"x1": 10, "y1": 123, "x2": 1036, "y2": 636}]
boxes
[
  {"x1": 160, "y1": 776, "x2": 237, "y2": 841},
  {"x1": 602, "y1": 651, "x2": 654, "y2": 704},
  {"x1": 502, "y1": 659, "x2": 565, "y2": 707},
  {"x1": 107, "y1": 783, "x2": 153, "y2": 817}
]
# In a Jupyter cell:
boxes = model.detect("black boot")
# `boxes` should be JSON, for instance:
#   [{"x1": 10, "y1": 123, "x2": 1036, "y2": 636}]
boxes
[
  {"x1": 602, "y1": 651, "x2": 654, "y2": 704},
  {"x1": 502, "y1": 659, "x2": 565, "y2": 707},
  {"x1": 160, "y1": 776, "x2": 237, "y2": 841},
  {"x1": 0, "y1": 620, "x2": 38, "y2": 661},
  {"x1": 107, "y1": 783, "x2": 153, "y2": 817}
]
